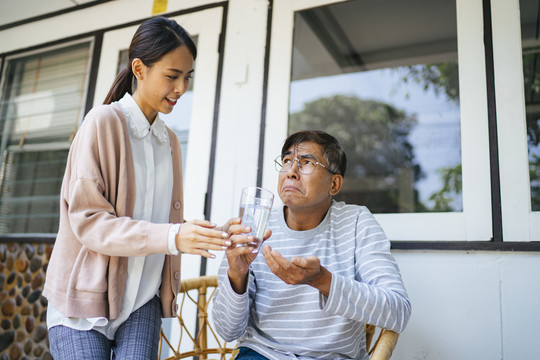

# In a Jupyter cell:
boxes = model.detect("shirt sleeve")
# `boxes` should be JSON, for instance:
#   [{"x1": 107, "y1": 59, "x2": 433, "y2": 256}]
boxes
[
  {"x1": 321, "y1": 209, "x2": 411, "y2": 333},
  {"x1": 211, "y1": 257, "x2": 251, "y2": 341},
  {"x1": 168, "y1": 223, "x2": 181, "y2": 255}
]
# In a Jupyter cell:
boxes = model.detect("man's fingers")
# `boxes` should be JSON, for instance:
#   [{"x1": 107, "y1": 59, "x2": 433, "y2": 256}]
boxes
[
  {"x1": 226, "y1": 245, "x2": 258, "y2": 257},
  {"x1": 230, "y1": 232, "x2": 254, "y2": 244},
  {"x1": 264, "y1": 247, "x2": 293, "y2": 272},
  {"x1": 228, "y1": 224, "x2": 251, "y2": 235},
  {"x1": 291, "y1": 256, "x2": 307, "y2": 267},
  {"x1": 269, "y1": 248, "x2": 289, "y2": 264}
]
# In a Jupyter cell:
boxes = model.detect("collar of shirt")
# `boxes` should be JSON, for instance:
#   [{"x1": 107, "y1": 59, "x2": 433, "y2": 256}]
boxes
[{"x1": 117, "y1": 93, "x2": 168, "y2": 143}]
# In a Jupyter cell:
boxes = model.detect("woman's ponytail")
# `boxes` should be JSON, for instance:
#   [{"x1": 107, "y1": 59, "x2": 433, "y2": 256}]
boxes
[{"x1": 103, "y1": 67, "x2": 133, "y2": 104}]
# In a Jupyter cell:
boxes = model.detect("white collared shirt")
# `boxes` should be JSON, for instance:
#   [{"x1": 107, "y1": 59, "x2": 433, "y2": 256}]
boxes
[{"x1": 47, "y1": 93, "x2": 180, "y2": 339}]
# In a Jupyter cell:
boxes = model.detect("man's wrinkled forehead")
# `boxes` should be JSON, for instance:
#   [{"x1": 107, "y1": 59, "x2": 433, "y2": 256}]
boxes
[{"x1": 282, "y1": 141, "x2": 323, "y2": 158}]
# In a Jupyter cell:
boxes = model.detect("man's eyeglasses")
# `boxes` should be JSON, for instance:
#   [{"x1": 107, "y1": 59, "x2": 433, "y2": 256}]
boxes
[{"x1": 274, "y1": 155, "x2": 333, "y2": 175}]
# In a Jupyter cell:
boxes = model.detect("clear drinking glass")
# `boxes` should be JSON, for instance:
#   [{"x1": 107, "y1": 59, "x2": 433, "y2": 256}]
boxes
[{"x1": 238, "y1": 186, "x2": 274, "y2": 253}]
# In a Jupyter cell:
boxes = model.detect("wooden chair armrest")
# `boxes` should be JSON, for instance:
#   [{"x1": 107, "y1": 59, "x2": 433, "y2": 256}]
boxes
[{"x1": 370, "y1": 330, "x2": 399, "y2": 360}]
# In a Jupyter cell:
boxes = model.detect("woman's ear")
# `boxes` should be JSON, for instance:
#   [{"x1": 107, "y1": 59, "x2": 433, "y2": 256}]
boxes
[
  {"x1": 131, "y1": 58, "x2": 144, "y2": 80},
  {"x1": 329, "y1": 174, "x2": 343, "y2": 196}
]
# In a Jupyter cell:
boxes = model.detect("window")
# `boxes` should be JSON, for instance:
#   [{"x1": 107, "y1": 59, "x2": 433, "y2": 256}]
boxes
[
  {"x1": 490, "y1": 0, "x2": 539, "y2": 241},
  {"x1": 520, "y1": 0, "x2": 540, "y2": 212},
  {"x1": 289, "y1": 0, "x2": 461, "y2": 214},
  {"x1": 0, "y1": 41, "x2": 92, "y2": 233},
  {"x1": 263, "y1": 0, "x2": 492, "y2": 240}
]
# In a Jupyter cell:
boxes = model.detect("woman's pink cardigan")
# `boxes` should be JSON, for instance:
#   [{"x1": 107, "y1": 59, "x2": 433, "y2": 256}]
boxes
[{"x1": 43, "y1": 103, "x2": 183, "y2": 319}]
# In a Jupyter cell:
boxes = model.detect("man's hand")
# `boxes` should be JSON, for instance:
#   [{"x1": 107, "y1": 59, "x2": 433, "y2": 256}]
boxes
[
  {"x1": 226, "y1": 220, "x2": 272, "y2": 294},
  {"x1": 263, "y1": 246, "x2": 332, "y2": 297}
]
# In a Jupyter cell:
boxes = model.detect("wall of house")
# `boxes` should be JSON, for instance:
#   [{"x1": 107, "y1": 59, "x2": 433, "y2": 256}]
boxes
[
  {"x1": 393, "y1": 251, "x2": 540, "y2": 360},
  {"x1": 204, "y1": 249, "x2": 540, "y2": 360},
  {"x1": 0, "y1": 0, "x2": 538, "y2": 359}
]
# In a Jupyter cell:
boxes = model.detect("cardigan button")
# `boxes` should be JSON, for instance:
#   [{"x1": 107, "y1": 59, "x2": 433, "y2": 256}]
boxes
[
  {"x1": 173, "y1": 201, "x2": 181, "y2": 210},
  {"x1": 174, "y1": 272, "x2": 180, "y2": 280}
]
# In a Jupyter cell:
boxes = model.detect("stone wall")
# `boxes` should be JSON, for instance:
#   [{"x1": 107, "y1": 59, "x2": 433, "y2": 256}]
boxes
[{"x1": 0, "y1": 241, "x2": 53, "y2": 360}]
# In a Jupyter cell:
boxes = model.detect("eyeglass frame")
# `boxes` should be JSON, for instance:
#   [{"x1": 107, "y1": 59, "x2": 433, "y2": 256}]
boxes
[{"x1": 274, "y1": 155, "x2": 337, "y2": 175}]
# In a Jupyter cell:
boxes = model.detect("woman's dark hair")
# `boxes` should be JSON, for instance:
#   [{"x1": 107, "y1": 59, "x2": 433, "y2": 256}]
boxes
[
  {"x1": 104, "y1": 16, "x2": 197, "y2": 104},
  {"x1": 281, "y1": 130, "x2": 347, "y2": 177}
]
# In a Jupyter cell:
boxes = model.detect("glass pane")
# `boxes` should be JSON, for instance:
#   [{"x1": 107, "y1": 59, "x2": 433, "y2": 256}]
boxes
[
  {"x1": 0, "y1": 150, "x2": 68, "y2": 233},
  {"x1": 0, "y1": 42, "x2": 90, "y2": 234},
  {"x1": 288, "y1": 0, "x2": 462, "y2": 213},
  {"x1": 520, "y1": 0, "x2": 540, "y2": 211},
  {"x1": 116, "y1": 37, "x2": 198, "y2": 171},
  {"x1": 0, "y1": 42, "x2": 91, "y2": 146}
]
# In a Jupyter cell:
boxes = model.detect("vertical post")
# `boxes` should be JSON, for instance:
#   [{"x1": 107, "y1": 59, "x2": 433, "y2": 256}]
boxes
[{"x1": 198, "y1": 284, "x2": 208, "y2": 360}]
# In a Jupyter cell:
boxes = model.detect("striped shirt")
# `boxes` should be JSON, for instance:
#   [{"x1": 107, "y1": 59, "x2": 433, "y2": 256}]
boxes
[{"x1": 212, "y1": 200, "x2": 411, "y2": 360}]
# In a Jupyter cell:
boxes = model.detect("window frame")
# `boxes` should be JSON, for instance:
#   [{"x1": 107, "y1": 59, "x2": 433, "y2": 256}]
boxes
[
  {"x1": 491, "y1": 0, "x2": 540, "y2": 242},
  {"x1": 0, "y1": 38, "x2": 94, "y2": 234},
  {"x1": 261, "y1": 0, "x2": 493, "y2": 241}
]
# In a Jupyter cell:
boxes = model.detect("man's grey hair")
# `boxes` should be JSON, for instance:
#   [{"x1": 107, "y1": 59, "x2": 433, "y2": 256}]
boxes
[{"x1": 281, "y1": 130, "x2": 347, "y2": 176}]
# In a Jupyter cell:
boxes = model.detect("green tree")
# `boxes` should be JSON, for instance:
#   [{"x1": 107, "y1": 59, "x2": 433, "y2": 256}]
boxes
[
  {"x1": 523, "y1": 50, "x2": 540, "y2": 210},
  {"x1": 289, "y1": 94, "x2": 424, "y2": 213},
  {"x1": 399, "y1": 62, "x2": 459, "y2": 103},
  {"x1": 399, "y1": 62, "x2": 463, "y2": 212},
  {"x1": 429, "y1": 164, "x2": 462, "y2": 211},
  {"x1": 403, "y1": 59, "x2": 540, "y2": 210}
]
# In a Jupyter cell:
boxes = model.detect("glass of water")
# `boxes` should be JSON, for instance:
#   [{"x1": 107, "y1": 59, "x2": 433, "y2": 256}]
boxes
[{"x1": 238, "y1": 186, "x2": 274, "y2": 253}]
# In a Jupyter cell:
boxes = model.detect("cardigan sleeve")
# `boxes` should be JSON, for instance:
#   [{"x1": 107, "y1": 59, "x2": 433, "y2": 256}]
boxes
[{"x1": 63, "y1": 105, "x2": 172, "y2": 257}]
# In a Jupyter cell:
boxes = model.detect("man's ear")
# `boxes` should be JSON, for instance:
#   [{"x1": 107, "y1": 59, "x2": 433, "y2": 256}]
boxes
[{"x1": 329, "y1": 174, "x2": 343, "y2": 196}]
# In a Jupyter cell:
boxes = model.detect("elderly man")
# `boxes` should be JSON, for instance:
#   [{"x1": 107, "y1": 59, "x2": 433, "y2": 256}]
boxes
[{"x1": 212, "y1": 130, "x2": 411, "y2": 360}]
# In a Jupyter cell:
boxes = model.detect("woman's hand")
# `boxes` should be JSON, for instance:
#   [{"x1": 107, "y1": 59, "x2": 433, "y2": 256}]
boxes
[{"x1": 175, "y1": 219, "x2": 231, "y2": 259}]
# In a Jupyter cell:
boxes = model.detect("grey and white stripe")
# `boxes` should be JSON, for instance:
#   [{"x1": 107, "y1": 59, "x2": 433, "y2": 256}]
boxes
[{"x1": 212, "y1": 200, "x2": 411, "y2": 360}]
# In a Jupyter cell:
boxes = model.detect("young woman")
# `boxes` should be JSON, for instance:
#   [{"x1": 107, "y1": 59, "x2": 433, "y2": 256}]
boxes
[{"x1": 43, "y1": 16, "x2": 235, "y2": 359}]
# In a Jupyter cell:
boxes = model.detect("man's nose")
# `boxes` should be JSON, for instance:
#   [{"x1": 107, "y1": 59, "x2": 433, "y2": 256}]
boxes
[{"x1": 286, "y1": 158, "x2": 300, "y2": 178}]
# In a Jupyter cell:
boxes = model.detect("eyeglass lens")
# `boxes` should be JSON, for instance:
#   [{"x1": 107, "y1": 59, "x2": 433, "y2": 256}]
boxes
[{"x1": 277, "y1": 157, "x2": 315, "y2": 174}]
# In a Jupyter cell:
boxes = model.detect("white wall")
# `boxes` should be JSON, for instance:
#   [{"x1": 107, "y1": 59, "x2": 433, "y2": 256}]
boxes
[{"x1": 393, "y1": 251, "x2": 540, "y2": 360}]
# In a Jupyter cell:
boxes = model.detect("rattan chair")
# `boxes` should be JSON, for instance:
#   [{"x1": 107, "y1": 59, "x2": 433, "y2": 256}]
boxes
[
  {"x1": 158, "y1": 275, "x2": 233, "y2": 359},
  {"x1": 158, "y1": 275, "x2": 399, "y2": 360},
  {"x1": 366, "y1": 323, "x2": 399, "y2": 360}
]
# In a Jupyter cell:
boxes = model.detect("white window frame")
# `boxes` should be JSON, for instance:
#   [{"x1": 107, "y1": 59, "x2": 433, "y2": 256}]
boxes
[
  {"x1": 0, "y1": 39, "x2": 94, "y2": 234},
  {"x1": 262, "y1": 0, "x2": 493, "y2": 241},
  {"x1": 491, "y1": 0, "x2": 540, "y2": 241}
]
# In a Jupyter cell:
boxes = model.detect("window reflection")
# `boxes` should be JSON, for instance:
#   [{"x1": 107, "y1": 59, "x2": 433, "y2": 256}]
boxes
[
  {"x1": 289, "y1": 0, "x2": 462, "y2": 213},
  {"x1": 520, "y1": 0, "x2": 540, "y2": 211}
]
